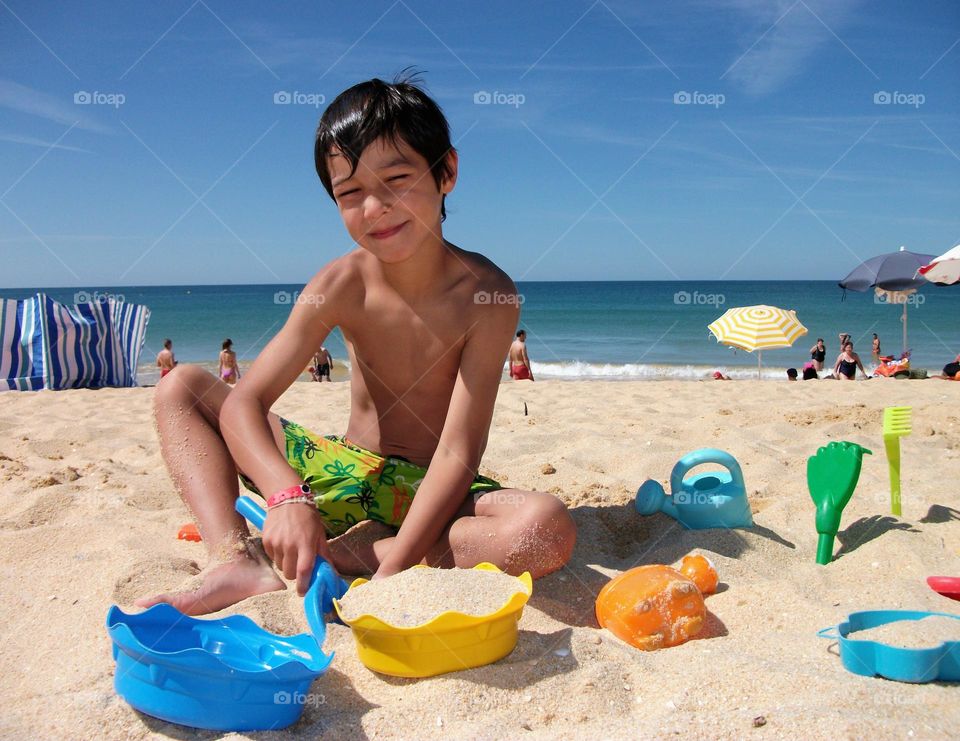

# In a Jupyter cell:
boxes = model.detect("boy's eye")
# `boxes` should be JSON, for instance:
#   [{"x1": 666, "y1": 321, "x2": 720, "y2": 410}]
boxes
[
  {"x1": 388, "y1": 174, "x2": 407, "y2": 182},
  {"x1": 337, "y1": 188, "x2": 359, "y2": 198}
]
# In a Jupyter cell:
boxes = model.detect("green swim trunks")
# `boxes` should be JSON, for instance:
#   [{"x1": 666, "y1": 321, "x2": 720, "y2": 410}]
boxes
[{"x1": 239, "y1": 417, "x2": 502, "y2": 536}]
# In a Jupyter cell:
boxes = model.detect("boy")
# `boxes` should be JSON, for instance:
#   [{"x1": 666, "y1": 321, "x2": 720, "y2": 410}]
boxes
[
  {"x1": 310, "y1": 345, "x2": 333, "y2": 382},
  {"x1": 138, "y1": 76, "x2": 576, "y2": 615},
  {"x1": 156, "y1": 339, "x2": 176, "y2": 378}
]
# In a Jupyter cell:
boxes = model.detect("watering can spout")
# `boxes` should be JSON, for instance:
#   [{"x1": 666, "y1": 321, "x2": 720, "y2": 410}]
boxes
[{"x1": 635, "y1": 479, "x2": 672, "y2": 516}]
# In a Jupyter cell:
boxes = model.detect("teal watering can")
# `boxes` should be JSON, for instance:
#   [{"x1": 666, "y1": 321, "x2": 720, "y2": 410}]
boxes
[{"x1": 635, "y1": 448, "x2": 754, "y2": 530}]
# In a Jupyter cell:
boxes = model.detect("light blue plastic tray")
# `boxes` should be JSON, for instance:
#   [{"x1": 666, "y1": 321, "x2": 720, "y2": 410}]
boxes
[
  {"x1": 105, "y1": 497, "x2": 348, "y2": 730},
  {"x1": 817, "y1": 610, "x2": 960, "y2": 683}
]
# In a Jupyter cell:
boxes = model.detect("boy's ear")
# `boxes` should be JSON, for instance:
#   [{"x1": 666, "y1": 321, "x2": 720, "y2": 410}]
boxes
[{"x1": 440, "y1": 149, "x2": 459, "y2": 194}]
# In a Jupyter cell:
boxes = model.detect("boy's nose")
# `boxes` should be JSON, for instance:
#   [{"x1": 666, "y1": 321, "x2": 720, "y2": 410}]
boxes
[{"x1": 362, "y1": 192, "x2": 392, "y2": 220}]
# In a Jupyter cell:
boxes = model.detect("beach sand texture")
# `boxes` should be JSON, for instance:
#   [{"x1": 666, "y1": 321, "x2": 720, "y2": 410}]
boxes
[{"x1": 0, "y1": 379, "x2": 957, "y2": 739}]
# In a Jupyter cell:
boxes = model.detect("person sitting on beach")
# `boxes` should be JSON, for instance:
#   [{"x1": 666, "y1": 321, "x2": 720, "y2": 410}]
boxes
[
  {"x1": 310, "y1": 346, "x2": 333, "y2": 382},
  {"x1": 786, "y1": 367, "x2": 798, "y2": 381},
  {"x1": 218, "y1": 339, "x2": 240, "y2": 386},
  {"x1": 809, "y1": 338, "x2": 826, "y2": 372},
  {"x1": 137, "y1": 75, "x2": 575, "y2": 615},
  {"x1": 509, "y1": 330, "x2": 535, "y2": 381},
  {"x1": 802, "y1": 362, "x2": 819, "y2": 380},
  {"x1": 712, "y1": 370, "x2": 730, "y2": 380},
  {"x1": 156, "y1": 339, "x2": 176, "y2": 379},
  {"x1": 833, "y1": 341, "x2": 867, "y2": 381},
  {"x1": 940, "y1": 353, "x2": 960, "y2": 379}
]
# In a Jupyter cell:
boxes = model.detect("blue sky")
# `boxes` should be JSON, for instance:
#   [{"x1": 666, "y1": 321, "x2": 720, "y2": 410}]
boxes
[{"x1": 1, "y1": 0, "x2": 958, "y2": 287}]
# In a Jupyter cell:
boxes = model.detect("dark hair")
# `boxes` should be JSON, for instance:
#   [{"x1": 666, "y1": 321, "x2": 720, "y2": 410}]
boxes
[
  {"x1": 517, "y1": 330, "x2": 525, "y2": 338},
  {"x1": 222, "y1": 338, "x2": 233, "y2": 350},
  {"x1": 163, "y1": 338, "x2": 172, "y2": 349},
  {"x1": 314, "y1": 72, "x2": 455, "y2": 221},
  {"x1": 817, "y1": 338, "x2": 823, "y2": 343},
  {"x1": 787, "y1": 367, "x2": 798, "y2": 379},
  {"x1": 803, "y1": 366, "x2": 819, "y2": 380}
]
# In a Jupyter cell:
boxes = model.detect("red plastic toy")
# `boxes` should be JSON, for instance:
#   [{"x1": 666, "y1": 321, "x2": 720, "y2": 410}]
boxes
[
  {"x1": 177, "y1": 523, "x2": 202, "y2": 542},
  {"x1": 927, "y1": 576, "x2": 960, "y2": 601}
]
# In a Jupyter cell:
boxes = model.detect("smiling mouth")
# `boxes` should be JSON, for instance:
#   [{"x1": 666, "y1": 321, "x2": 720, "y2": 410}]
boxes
[{"x1": 368, "y1": 222, "x2": 408, "y2": 240}]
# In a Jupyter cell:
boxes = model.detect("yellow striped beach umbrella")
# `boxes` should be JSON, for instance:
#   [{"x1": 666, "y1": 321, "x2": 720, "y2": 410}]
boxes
[{"x1": 708, "y1": 305, "x2": 808, "y2": 379}]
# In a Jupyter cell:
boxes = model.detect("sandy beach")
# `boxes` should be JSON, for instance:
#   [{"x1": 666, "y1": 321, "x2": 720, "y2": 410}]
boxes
[{"x1": 1, "y1": 378, "x2": 958, "y2": 740}]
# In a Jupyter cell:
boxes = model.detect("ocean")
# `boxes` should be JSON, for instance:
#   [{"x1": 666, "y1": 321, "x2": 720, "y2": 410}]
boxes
[{"x1": 2, "y1": 281, "x2": 958, "y2": 384}]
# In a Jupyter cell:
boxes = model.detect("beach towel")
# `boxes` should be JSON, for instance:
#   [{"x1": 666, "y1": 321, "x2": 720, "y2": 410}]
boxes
[
  {"x1": 0, "y1": 293, "x2": 151, "y2": 391},
  {"x1": 873, "y1": 351, "x2": 911, "y2": 378}
]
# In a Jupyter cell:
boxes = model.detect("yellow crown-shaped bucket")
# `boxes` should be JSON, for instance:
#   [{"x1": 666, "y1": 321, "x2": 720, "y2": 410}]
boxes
[{"x1": 333, "y1": 563, "x2": 533, "y2": 678}]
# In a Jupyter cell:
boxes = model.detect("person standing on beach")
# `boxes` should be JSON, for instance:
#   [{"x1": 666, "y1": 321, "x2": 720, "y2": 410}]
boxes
[
  {"x1": 218, "y1": 339, "x2": 240, "y2": 385},
  {"x1": 311, "y1": 346, "x2": 333, "y2": 382},
  {"x1": 833, "y1": 341, "x2": 867, "y2": 380},
  {"x1": 509, "y1": 330, "x2": 534, "y2": 381},
  {"x1": 872, "y1": 333, "x2": 882, "y2": 364},
  {"x1": 809, "y1": 338, "x2": 826, "y2": 372},
  {"x1": 136, "y1": 75, "x2": 574, "y2": 615},
  {"x1": 156, "y1": 339, "x2": 176, "y2": 378}
]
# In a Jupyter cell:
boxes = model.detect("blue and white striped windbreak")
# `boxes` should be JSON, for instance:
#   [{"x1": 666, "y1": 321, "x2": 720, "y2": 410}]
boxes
[{"x1": 0, "y1": 293, "x2": 151, "y2": 391}]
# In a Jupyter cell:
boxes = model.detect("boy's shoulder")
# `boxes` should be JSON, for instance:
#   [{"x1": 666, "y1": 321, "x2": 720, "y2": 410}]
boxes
[
  {"x1": 305, "y1": 245, "x2": 516, "y2": 301},
  {"x1": 441, "y1": 244, "x2": 516, "y2": 306}
]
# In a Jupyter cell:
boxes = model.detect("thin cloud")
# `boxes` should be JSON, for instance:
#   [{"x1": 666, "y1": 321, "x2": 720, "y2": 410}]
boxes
[
  {"x1": 0, "y1": 79, "x2": 114, "y2": 134},
  {"x1": 722, "y1": 0, "x2": 867, "y2": 95},
  {"x1": 0, "y1": 132, "x2": 92, "y2": 153}
]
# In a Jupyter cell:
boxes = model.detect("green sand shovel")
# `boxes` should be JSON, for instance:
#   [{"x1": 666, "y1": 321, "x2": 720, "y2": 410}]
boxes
[{"x1": 807, "y1": 441, "x2": 872, "y2": 565}]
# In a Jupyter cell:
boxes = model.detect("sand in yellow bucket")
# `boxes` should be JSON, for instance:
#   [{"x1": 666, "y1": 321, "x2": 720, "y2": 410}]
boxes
[{"x1": 333, "y1": 563, "x2": 533, "y2": 677}]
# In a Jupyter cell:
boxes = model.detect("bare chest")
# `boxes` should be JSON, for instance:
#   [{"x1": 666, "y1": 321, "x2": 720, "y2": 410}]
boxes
[{"x1": 343, "y1": 296, "x2": 469, "y2": 396}]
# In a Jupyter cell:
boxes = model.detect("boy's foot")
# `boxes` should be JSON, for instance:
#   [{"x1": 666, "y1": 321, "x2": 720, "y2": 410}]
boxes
[
  {"x1": 327, "y1": 519, "x2": 397, "y2": 575},
  {"x1": 135, "y1": 554, "x2": 285, "y2": 615}
]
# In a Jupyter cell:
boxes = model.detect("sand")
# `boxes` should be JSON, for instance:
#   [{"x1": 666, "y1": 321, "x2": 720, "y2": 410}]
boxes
[
  {"x1": 337, "y1": 567, "x2": 528, "y2": 626},
  {"x1": 0, "y1": 378, "x2": 958, "y2": 739},
  {"x1": 848, "y1": 615, "x2": 960, "y2": 649}
]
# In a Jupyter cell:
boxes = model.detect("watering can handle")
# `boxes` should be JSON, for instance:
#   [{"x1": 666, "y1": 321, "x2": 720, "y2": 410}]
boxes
[{"x1": 670, "y1": 448, "x2": 745, "y2": 494}]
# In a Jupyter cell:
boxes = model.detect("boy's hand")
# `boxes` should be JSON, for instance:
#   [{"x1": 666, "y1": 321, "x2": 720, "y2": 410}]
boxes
[{"x1": 262, "y1": 503, "x2": 333, "y2": 596}]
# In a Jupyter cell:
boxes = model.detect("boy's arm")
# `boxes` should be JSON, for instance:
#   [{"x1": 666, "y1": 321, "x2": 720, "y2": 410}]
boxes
[
  {"x1": 220, "y1": 269, "x2": 344, "y2": 593},
  {"x1": 375, "y1": 291, "x2": 518, "y2": 578}
]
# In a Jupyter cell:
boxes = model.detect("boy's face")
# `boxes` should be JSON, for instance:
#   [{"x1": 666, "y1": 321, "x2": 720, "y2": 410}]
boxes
[{"x1": 328, "y1": 137, "x2": 456, "y2": 263}]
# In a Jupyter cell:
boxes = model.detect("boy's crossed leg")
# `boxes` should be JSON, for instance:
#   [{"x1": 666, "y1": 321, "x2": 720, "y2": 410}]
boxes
[
  {"x1": 328, "y1": 489, "x2": 575, "y2": 578},
  {"x1": 137, "y1": 364, "x2": 575, "y2": 616}
]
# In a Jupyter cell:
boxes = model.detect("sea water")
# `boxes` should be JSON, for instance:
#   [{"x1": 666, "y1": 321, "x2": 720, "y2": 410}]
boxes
[{"x1": 3, "y1": 281, "x2": 957, "y2": 383}]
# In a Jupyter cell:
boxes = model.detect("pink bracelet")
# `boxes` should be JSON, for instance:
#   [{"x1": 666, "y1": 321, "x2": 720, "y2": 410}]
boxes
[{"x1": 266, "y1": 483, "x2": 312, "y2": 508}]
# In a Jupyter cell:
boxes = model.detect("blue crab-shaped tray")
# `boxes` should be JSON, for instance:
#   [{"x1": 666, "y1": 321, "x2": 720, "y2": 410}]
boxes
[
  {"x1": 817, "y1": 610, "x2": 960, "y2": 684},
  {"x1": 105, "y1": 497, "x2": 348, "y2": 730}
]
